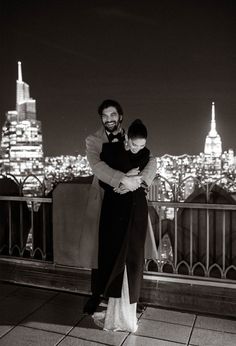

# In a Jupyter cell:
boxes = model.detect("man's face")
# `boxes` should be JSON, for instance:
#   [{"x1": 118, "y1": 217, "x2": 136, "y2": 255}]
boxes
[{"x1": 101, "y1": 106, "x2": 122, "y2": 133}]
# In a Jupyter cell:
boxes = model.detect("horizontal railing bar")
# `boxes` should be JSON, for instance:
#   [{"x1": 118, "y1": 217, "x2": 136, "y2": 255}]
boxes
[
  {"x1": 0, "y1": 196, "x2": 52, "y2": 203},
  {"x1": 148, "y1": 201, "x2": 236, "y2": 210},
  {"x1": 3, "y1": 198, "x2": 234, "y2": 208},
  {"x1": 143, "y1": 273, "x2": 236, "y2": 289}
]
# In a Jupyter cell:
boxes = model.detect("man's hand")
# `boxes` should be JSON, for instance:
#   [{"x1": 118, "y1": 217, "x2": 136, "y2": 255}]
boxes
[
  {"x1": 120, "y1": 175, "x2": 142, "y2": 191},
  {"x1": 114, "y1": 170, "x2": 142, "y2": 194},
  {"x1": 114, "y1": 184, "x2": 130, "y2": 194}
]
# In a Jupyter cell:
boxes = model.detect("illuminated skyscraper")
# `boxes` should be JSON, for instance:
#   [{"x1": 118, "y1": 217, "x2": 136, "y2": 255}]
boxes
[
  {"x1": 204, "y1": 102, "x2": 222, "y2": 157},
  {"x1": 0, "y1": 62, "x2": 44, "y2": 183}
]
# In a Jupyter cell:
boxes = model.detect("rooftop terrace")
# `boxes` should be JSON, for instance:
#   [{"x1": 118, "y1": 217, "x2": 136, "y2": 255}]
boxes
[{"x1": 1, "y1": 281, "x2": 236, "y2": 346}]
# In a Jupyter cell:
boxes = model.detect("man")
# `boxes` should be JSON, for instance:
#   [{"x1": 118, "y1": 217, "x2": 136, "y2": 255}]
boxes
[{"x1": 82, "y1": 99, "x2": 156, "y2": 314}]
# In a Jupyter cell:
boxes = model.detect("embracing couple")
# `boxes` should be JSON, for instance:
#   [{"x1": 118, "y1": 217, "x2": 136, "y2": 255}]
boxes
[{"x1": 79, "y1": 99, "x2": 156, "y2": 332}]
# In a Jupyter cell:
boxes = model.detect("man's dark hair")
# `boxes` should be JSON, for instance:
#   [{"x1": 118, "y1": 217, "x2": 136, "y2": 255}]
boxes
[
  {"x1": 98, "y1": 99, "x2": 123, "y2": 116},
  {"x1": 128, "y1": 119, "x2": 147, "y2": 139}
]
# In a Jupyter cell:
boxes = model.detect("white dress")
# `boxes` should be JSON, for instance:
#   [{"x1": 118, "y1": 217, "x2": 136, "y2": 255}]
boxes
[{"x1": 92, "y1": 266, "x2": 138, "y2": 332}]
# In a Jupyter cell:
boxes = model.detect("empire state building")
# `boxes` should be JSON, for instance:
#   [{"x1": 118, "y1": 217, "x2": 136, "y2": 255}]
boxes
[
  {"x1": 204, "y1": 102, "x2": 222, "y2": 157},
  {"x1": 0, "y1": 62, "x2": 44, "y2": 183}
]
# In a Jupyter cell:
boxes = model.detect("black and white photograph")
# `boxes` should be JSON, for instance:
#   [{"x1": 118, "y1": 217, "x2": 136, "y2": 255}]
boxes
[{"x1": 0, "y1": 1, "x2": 236, "y2": 345}]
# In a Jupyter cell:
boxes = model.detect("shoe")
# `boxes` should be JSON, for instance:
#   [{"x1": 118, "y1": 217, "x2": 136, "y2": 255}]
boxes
[
  {"x1": 137, "y1": 303, "x2": 145, "y2": 313},
  {"x1": 83, "y1": 295, "x2": 102, "y2": 315}
]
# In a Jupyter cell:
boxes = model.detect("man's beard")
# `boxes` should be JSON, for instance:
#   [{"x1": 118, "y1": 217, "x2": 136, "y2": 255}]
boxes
[{"x1": 104, "y1": 120, "x2": 121, "y2": 133}]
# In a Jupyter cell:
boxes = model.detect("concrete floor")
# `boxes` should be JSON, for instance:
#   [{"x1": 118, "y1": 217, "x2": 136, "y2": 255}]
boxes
[{"x1": 0, "y1": 281, "x2": 236, "y2": 346}]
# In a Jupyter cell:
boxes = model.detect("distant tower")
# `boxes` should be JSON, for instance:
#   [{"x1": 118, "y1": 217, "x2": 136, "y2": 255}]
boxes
[
  {"x1": 16, "y1": 61, "x2": 36, "y2": 122},
  {"x1": 0, "y1": 62, "x2": 44, "y2": 184},
  {"x1": 204, "y1": 102, "x2": 222, "y2": 157}
]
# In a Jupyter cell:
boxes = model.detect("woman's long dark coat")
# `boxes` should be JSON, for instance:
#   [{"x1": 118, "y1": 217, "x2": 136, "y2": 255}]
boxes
[{"x1": 96, "y1": 142, "x2": 149, "y2": 304}]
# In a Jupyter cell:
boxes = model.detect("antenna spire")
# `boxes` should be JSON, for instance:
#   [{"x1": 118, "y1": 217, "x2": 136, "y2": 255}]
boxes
[
  {"x1": 18, "y1": 61, "x2": 22, "y2": 82},
  {"x1": 211, "y1": 102, "x2": 215, "y2": 122},
  {"x1": 209, "y1": 101, "x2": 216, "y2": 136}
]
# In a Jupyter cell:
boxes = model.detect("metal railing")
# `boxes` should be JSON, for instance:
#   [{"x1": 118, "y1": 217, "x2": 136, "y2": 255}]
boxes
[
  {"x1": 0, "y1": 174, "x2": 53, "y2": 261},
  {"x1": 0, "y1": 196, "x2": 52, "y2": 261},
  {"x1": 145, "y1": 174, "x2": 236, "y2": 288},
  {"x1": 1, "y1": 172, "x2": 236, "y2": 289}
]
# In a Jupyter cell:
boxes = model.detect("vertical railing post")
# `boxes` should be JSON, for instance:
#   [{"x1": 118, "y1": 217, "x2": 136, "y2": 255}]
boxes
[
  {"x1": 8, "y1": 201, "x2": 12, "y2": 255},
  {"x1": 30, "y1": 201, "x2": 34, "y2": 257},
  {"x1": 190, "y1": 208, "x2": 193, "y2": 274},
  {"x1": 174, "y1": 208, "x2": 178, "y2": 272},
  {"x1": 206, "y1": 208, "x2": 210, "y2": 275},
  {"x1": 42, "y1": 203, "x2": 47, "y2": 260},
  {"x1": 158, "y1": 205, "x2": 162, "y2": 271},
  {"x1": 206, "y1": 183, "x2": 210, "y2": 275},
  {"x1": 19, "y1": 202, "x2": 23, "y2": 253},
  {"x1": 222, "y1": 210, "x2": 226, "y2": 277}
]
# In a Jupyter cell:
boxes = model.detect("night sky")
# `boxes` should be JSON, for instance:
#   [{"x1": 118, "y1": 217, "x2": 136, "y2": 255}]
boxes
[{"x1": 1, "y1": 0, "x2": 236, "y2": 157}]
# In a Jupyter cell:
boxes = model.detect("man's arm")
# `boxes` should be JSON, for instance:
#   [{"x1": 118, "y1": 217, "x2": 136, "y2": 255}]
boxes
[
  {"x1": 86, "y1": 134, "x2": 141, "y2": 190},
  {"x1": 140, "y1": 153, "x2": 157, "y2": 187},
  {"x1": 115, "y1": 153, "x2": 156, "y2": 194}
]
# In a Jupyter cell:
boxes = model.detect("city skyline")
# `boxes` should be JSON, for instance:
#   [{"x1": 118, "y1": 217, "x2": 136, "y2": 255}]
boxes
[
  {"x1": 1, "y1": 0, "x2": 236, "y2": 157},
  {"x1": 0, "y1": 61, "x2": 44, "y2": 184},
  {"x1": 1, "y1": 61, "x2": 236, "y2": 196}
]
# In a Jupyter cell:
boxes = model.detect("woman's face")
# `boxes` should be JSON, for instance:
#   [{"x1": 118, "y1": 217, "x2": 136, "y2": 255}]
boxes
[{"x1": 128, "y1": 137, "x2": 146, "y2": 154}]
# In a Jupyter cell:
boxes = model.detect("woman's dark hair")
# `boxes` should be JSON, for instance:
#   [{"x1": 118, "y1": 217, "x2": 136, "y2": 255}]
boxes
[
  {"x1": 98, "y1": 99, "x2": 123, "y2": 116},
  {"x1": 128, "y1": 119, "x2": 147, "y2": 139}
]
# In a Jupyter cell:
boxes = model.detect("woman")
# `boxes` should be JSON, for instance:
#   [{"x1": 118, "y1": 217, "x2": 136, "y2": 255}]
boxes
[{"x1": 92, "y1": 119, "x2": 150, "y2": 332}]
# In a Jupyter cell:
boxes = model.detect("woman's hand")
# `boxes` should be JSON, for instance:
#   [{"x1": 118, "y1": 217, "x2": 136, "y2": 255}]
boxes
[
  {"x1": 114, "y1": 173, "x2": 143, "y2": 194},
  {"x1": 126, "y1": 167, "x2": 140, "y2": 176}
]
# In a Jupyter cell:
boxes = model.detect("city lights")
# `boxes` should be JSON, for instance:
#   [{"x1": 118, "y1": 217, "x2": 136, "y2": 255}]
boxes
[
  {"x1": 0, "y1": 63, "x2": 235, "y2": 199},
  {"x1": 0, "y1": 62, "x2": 44, "y2": 193}
]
